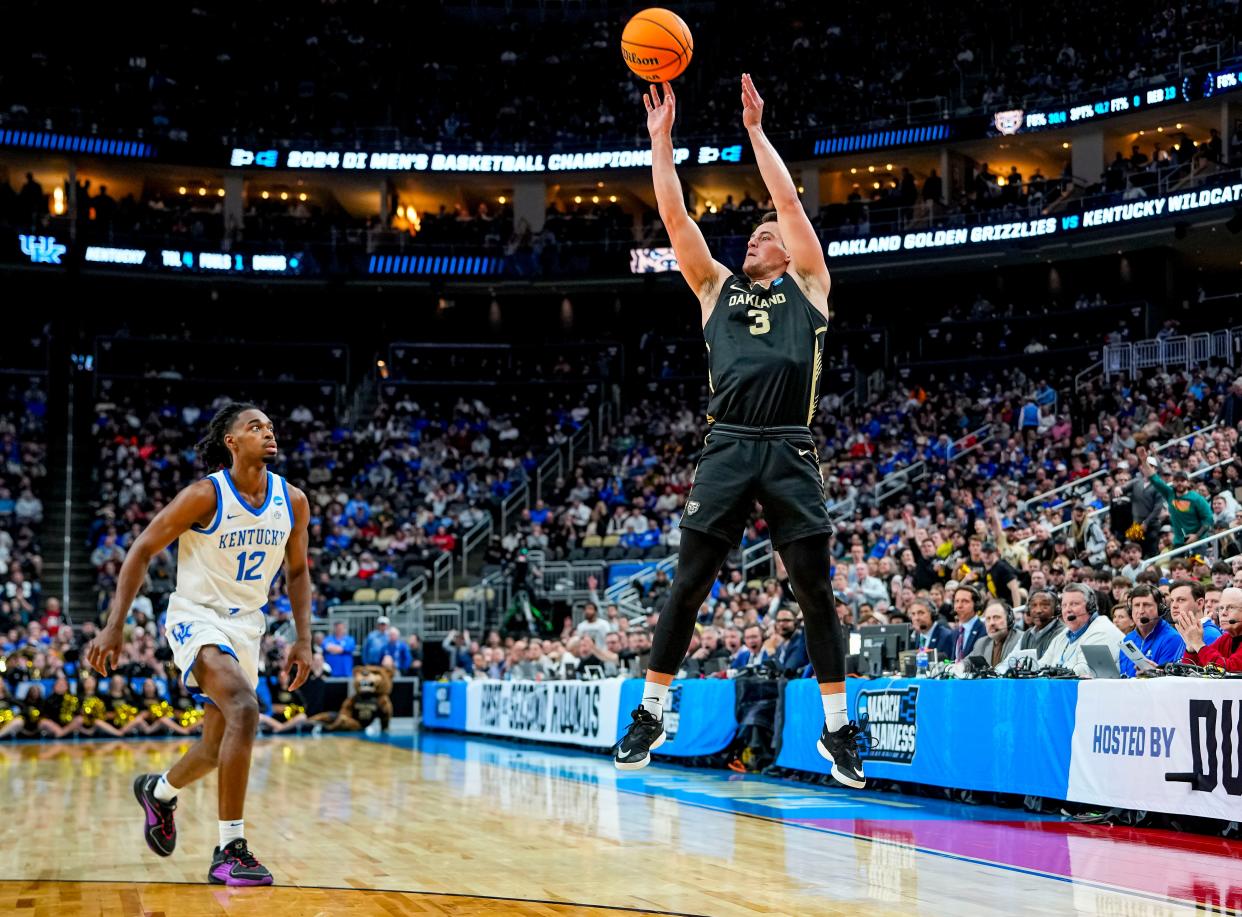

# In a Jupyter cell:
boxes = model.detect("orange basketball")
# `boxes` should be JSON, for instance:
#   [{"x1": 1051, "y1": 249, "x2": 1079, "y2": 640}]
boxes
[{"x1": 621, "y1": 8, "x2": 693, "y2": 83}]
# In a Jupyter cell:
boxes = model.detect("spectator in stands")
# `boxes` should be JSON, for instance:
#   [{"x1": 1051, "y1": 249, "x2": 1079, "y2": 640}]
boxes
[
  {"x1": 951, "y1": 585, "x2": 987, "y2": 661},
  {"x1": 573, "y1": 634, "x2": 613, "y2": 680},
  {"x1": 540, "y1": 640, "x2": 574, "y2": 679},
  {"x1": 732, "y1": 623, "x2": 770, "y2": 669},
  {"x1": 1139, "y1": 447, "x2": 1212, "y2": 547},
  {"x1": 322, "y1": 620, "x2": 356, "y2": 677},
  {"x1": 684, "y1": 626, "x2": 731, "y2": 677},
  {"x1": 1177, "y1": 585, "x2": 1242, "y2": 671},
  {"x1": 1118, "y1": 542, "x2": 1146, "y2": 583},
  {"x1": 378, "y1": 626, "x2": 413, "y2": 674},
  {"x1": 1038, "y1": 583, "x2": 1125, "y2": 676},
  {"x1": 1118, "y1": 584, "x2": 1185, "y2": 676},
  {"x1": 1068, "y1": 504, "x2": 1107, "y2": 565},
  {"x1": 981, "y1": 540, "x2": 1022, "y2": 605},
  {"x1": 1112, "y1": 595, "x2": 1136, "y2": 634},
  {"x1": 406, "y1": 634, "x2": 423, "y2": 677},
  {"x1": 970, "y1": 599, "x2": 1022, "y2": 669},
  {"x1": 771, "y1": 608, "x2": 809, "y2": 675},
  {"x1": 576, "y1": 602, "x2": 611, "y2": 646},
  {"x1": 361, "y1": 615, "x2": 392, "y2": 666},
  {"x1": 1166, "y1": 579, "x2": 1219, "y2": 646},
  {"x1": 909, "y1": 597, "x2": 954, "y2": 658},
  {"x1": 442, "y1": 629, "x2": 474, "y2": 677}
]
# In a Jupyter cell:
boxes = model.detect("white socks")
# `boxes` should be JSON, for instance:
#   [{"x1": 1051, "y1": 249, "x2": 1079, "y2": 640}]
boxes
[
  {"x1": 641, "y1": 681, "x2": 670, "y2": 720},
  {"x1": 219, "y1": 819, "x2": 245, "y2": 848},
  {"x1": 822, "y1": 691, "x2": 848, "y2": 732},
  {"x1": 153, "y1": 772, "x2": 179, "y2": 803}
]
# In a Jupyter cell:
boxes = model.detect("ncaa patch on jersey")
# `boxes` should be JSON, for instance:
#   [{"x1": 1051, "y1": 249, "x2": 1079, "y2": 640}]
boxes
[{"x1": 686, "y1": 500, "x2": 700, "y2": 515}]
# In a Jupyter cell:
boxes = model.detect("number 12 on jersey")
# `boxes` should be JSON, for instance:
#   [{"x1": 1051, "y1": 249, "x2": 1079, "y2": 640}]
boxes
[{"x1": 235, "y1": 550, "x2": 266, "y2": 581}]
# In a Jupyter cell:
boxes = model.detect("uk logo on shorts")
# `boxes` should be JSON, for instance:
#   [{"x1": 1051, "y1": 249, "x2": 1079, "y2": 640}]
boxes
[
  {"x1": 170, "y1": 622, "x2": 194, "y2": 645},
  {"x1": 686, "y1": 500, "x2": 701, "y2": 515}
]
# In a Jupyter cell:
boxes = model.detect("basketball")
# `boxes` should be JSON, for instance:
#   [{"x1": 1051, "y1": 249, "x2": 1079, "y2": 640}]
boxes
[{"x1": 621, "y1": 8, "x2": 693, "y2": 82}]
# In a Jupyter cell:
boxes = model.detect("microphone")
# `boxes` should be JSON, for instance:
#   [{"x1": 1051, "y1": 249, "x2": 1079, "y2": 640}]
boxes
[{"x1": 1137, "y1": 615, "x2": 1152, "y2": 626}]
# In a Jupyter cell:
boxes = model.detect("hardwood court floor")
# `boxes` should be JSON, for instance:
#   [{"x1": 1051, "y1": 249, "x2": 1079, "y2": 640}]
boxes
[{"x1": 0, "y1": 732, "x2": 1236, "y2": 916}]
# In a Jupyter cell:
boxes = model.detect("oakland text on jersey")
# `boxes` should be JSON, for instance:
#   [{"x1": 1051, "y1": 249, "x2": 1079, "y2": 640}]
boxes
[
  {"x1": 217, "y1": 527, "x2": 288, "y2": 550},
  {"x1": 727, "y1": 290, "x2": 787, "y2": 308}
]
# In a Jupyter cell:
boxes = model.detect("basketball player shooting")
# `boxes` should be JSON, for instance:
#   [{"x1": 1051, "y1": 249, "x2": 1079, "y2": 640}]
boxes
[
  {"x1": 613, "y1": 75, "x2": 865, "y2": 788},
  {"x1": 85, "y1": 403, "x2": 314, "y2": 885}
]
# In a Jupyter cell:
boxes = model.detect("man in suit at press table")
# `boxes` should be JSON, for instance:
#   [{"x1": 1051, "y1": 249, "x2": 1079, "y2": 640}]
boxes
[{"x1": 909, "y1": 598, "x2": 955, "y2": 659}]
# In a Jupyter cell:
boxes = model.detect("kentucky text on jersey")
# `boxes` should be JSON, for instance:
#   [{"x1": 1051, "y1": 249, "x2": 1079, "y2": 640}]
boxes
[{"x1": 217, "y1": 528, "x2": 287, "y2": 550}]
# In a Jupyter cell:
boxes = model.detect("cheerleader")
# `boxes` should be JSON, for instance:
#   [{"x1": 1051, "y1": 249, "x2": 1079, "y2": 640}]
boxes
[
  {"x1": 0, "y1": 681, "x2": 23, "y2": 740},
  {"x1": 77, "y1": 674, "x2": 122, "y2": 738},
  {"x1": 42, "y1": 674, "x2": 81, "y2": 738},
  {"x1": 136, "y1": 679, "x2": 179, "y2": 736},
  {"x1": 104, "y1": 675, "x2": 145, "y2": 737}
]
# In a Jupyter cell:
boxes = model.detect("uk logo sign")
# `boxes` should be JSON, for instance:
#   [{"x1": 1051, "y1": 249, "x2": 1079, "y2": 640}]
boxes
[{"x1": 19, "y1": 234, "x2": 66, "y2": 264}]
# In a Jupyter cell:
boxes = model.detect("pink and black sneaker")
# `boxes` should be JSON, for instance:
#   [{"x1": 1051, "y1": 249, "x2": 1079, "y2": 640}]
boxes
[
  {"x1": 133, "y1": 774, "x2": 177, "y2": 857},
  {"x1": 208, "y1": 838, "x2": 274, "y2": 886}
]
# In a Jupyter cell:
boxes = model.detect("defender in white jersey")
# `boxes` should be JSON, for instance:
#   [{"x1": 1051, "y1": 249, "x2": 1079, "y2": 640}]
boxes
[{"x1": 86, "y1": 403, "x2": 313, "y2": 887}]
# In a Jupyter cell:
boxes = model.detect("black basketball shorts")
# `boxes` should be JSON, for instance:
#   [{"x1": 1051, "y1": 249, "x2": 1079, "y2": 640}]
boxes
[{"x1": 679, "y1": 423, "x2": 833, "y2": 549}]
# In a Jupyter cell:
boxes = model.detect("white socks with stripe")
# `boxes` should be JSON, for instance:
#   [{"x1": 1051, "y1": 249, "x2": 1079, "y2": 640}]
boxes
[
  {"x1": 641, "y1": 681, "x2": 670, "y2": 720},
  {"x1": 153, "y1": 772, "x2": 179, "y2": 802},
  {"x1": 219, "y1": 819, "x2": 245, "y2": 848},
  {"x1": 822, "y1": 691, "x2": 848, "y2": 732}
]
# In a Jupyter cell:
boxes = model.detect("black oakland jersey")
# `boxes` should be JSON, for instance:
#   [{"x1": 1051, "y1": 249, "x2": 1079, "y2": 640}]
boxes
[{"x1": 703, "y1": 273, "x2": 828, "y2": 427}]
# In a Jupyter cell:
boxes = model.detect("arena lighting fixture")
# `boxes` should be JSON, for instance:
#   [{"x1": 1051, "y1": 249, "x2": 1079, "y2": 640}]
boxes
[
  {"x1": 1062, "y1": 142, "x2": 1071, "y2": 149},
  {"x1": 497, "y1": 195, "x2": 506, "y2": 204},
  {"x1": 198, "y1": 188, "x2": 207, "y2": 196},
  {"x1": 573, "y1": 195, "x2": 582, "y2": 203},
  {"x1": 885, "y1": 163, "x2": 892, "y2": 170},
  {"x1": 850, "y1": 167, "x2": 857, "y2": 174},
  {"x1": 298, "y1": 192, "x2": 308, "y2": 201},
  {"x1": 868, "y1": 165, "x2": 875, "y2": 172},
  {"x1": 217, "y1": 189, "x2": 225, "y2": 197},
  {"x1": 872, "y1": 181, "x2": 880, "y2": 189},
  {"x1": 280, "y1": 191, "x2": 289, "y2": 200},
  {"x1": 260, "y1": 191, "x2": 269, "y2": 199},
  {"x1": 1176, "y1": 123, "x2": 1183, "y2": 129},
  {"x1": 597, "y1": 181, "x2": 604, "y2": 188},
  {"x1": 592, "y1": 195, "x2": 600, "y2": 203},
  {"x1": 51, "y1": 187, "x2": 65, "y2": 215},
  {"x1": 177, "y1": 186, "x2": 186, "y2": 195},
  {"x1": 1158, "y1": 126, "x2": 1164, "y2": 132},
  {"x1": 609, "y1": 195, "x2": 617, "y2": 202}
]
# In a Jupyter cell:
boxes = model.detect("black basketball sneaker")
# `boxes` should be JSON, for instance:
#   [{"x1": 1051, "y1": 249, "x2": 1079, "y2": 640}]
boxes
[
  {"x1": 613, "y1": 705, "x2": 666, "y2": 770},
  {"x1": 816, "y1": 721, "x2": 867, "y2": 789},
  {"x1": 208, "y1": 838, "x2": 274, "y2": 886},
  {"x1": 133, "y1": 773, "x2": 177, "y2": 857}
]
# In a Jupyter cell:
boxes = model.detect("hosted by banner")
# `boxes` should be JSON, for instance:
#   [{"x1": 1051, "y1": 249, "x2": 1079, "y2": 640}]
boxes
[
  {"x1": 778, "y1": 677, "x2": 1240, "y2": 821},
  {"x1": 424, "y1": 678, "x2": 740, "y2": 755},
  {"x1": 1068, "y1": 679, "x2": 1242, "y2": 822}
]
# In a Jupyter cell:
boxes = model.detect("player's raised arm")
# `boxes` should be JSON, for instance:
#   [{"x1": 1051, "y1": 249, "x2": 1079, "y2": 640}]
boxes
[
  {"x1": 84, "y1": 479, "x2": 218, "y2": 675},
  {"x1": 645, "y1": 82, "x2": 730, "y2": 323},
  {"x1": 741, "y1": 73, "x2": 831, "y2": 315}
]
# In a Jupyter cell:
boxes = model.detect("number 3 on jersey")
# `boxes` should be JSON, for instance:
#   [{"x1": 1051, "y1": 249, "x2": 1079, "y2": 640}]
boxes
[
  {"x1": 747, "y1": 309, "x2": 771, "y2": 336},
  {"x1": 235, "y1": 550, "x2": 267, "y2": 581}
]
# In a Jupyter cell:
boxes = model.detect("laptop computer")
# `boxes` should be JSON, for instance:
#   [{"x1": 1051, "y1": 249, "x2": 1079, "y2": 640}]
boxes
[{"x1": 1082, "y1": 643, "x2": 1122, "y2": 679}]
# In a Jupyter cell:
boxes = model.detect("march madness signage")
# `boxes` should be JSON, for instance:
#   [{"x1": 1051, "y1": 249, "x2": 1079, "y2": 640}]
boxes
[
  {"x1": 856, "y1": 685, "x2": 919, "y2": 765},
  {"x1": 1068, "y1": 680, "x2": 1242, "y2": 820},
  {"x1": 465, "y1": 679, "x2": 624, "y2": 749}
]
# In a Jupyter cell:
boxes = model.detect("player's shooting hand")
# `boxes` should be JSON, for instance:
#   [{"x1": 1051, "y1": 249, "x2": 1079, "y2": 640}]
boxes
[
  {"x1": 741, "y1": 73, "x2": 764, "y2": 131},
  {"x1": 84, "y1": 625, "x2": 125, "y2": 676},
  {"x1": 643, "y1": 82, "x2": 675, "y2": 138},
  {"x1": 284, "y1": 639, "x2": 314, "y2": 691}
]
